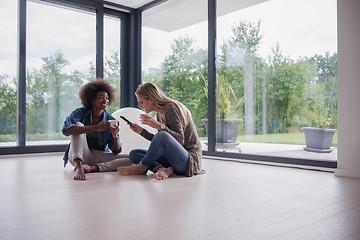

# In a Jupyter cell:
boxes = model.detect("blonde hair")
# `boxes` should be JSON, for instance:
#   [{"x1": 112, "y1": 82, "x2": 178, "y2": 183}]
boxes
[{"x1": 135, "y1": 82, "x2": 190, "y2": 126}]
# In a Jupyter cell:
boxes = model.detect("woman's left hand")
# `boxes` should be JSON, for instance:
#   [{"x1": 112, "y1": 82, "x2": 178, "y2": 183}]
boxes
[
  {"x1": 140, "y1": 114, "x2": 160, "y2": 129},
  {"x1": 110, "y1": 125, "x2": 119, "y2": 139},
  {"x1": 110, "y1": 125, "x2": 121, "y2": 153}
]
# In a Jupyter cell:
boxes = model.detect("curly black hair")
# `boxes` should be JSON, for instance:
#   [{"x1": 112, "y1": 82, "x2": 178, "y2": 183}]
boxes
[{"x1": 79, "y1": 78, "x2": 116, "y2": 108}]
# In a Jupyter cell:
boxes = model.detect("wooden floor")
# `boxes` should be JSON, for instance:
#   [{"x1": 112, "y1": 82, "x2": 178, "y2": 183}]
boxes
[{"x1": 1, "y1": 153, "x2": 360, "y2": 240}]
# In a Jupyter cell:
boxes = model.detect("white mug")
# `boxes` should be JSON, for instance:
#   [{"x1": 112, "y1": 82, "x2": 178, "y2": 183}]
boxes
[{"x1": 109, "y1": 120, "x2": 119, "y2": 129}]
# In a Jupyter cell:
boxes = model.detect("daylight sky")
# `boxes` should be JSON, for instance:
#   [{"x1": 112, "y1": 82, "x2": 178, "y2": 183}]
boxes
[
  {"x1": 142, "y1": 0, "x2": 337, "y2": 71},
  {"x1": 0, "y1": 0, "x2": 337, "y2": 80}
]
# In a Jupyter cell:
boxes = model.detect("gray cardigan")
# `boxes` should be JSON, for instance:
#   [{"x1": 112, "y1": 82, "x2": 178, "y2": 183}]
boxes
[{"x1": 140, "y1": 103, "x2": 203, "y2": 176}]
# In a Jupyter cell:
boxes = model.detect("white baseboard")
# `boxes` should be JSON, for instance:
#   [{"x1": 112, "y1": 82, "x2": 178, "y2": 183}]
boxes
[{"x1": 334, "y1": 168, "x2": 360, "y2": 179}]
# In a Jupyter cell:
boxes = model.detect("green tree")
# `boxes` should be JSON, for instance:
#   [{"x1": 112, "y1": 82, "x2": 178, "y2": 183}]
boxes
[
  {"x1": 310, "y1": 52, "x2": 338, "y2": 128},
  {"x1": 104, "y1": 51, "x2": 121, "y2": 114},
  {"x1": 0, "y1": 74, "x2": 16, "y2": 135},
  {"x1": 86, "y1": 51, "x2": 121, "y2": 114},
  {"x1": 26, "y1": 51, "x2": 84, "y2": 137},
  {"x1": 42, "y1": 51, "x2": 70, "y2": 133},
  {"x1": 26, "y1": 69, "x2": 49, "y2": 134},
  {"x1": 218, "y1": 20, "x2": 264, "y2": 135},
  {"x1": 142, "y1": 68, "x2": 163, "y2": 89},
  {"x1": 229, "y1": 19, "x2": 263, "y2": 55},
  {"x1": 161, "y1": 36, "x2": 208, "y2": 135},
  {"x1": 266, "y1": 44, "x2": 316, "y2": 133}
]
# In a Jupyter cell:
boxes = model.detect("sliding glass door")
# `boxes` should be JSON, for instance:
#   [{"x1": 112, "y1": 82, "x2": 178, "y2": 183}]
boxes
[
  {"x1": 215, "y1": 0, "x2": 337, "y2": 162},
  {"x1": 0, "y1": 0, "x2": 17, "y2": 147},
  {"x1": 0, "y1": 0, "x2": 124, "y2": 151},
  {"x1": 26, "y1": 1, "x2": 96, "y2": 145},
  {"x1": 142, "y1": 1, "x2": 208, "y2": 140}
]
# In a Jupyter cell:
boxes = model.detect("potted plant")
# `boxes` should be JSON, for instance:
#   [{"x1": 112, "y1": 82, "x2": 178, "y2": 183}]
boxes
[
  {"x1": 302, "y1": 106, "x2": 337, "y2": 153},
  {"x1": 199, "y1": 71, "x2": 244, "y2": 144}
]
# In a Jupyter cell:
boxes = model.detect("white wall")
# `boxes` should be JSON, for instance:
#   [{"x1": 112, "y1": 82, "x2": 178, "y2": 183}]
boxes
[{"x1": 335, "y1": 0, "x2": 360, "y2": 178}]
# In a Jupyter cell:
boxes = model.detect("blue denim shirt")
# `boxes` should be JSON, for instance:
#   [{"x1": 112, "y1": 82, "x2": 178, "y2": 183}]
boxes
[{"x1": 62, "y1": 107, "x2": 121, "y2": 167}]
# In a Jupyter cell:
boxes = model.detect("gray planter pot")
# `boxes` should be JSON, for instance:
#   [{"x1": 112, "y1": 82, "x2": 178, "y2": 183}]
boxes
[
  {"x1": 202, "y1": 119, "x2": 242, "y2": 144},
  {"x1": 301, "y1": 127, "x2": 337, "y2": 153}
]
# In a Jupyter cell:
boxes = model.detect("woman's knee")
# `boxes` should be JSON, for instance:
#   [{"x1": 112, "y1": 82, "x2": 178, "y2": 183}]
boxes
[
  {"x1": 153, "y1": 131, "x2": 171, "y2": 143},
  {"x1": 129, "y1": 150, "x2": 137, "y2": 160},
  {"x1": 129, "y1": 149, "x2": 145, "y2": 164}
]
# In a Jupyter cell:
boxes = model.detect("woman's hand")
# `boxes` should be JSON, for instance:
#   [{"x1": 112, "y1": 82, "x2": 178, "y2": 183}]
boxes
[
  {"x1": 96, "y1": 121, "x2": 111, "y2": 132},
  {"x1": 129, "y1": 123, "x2": 143, "y2": 134},
  {"x1": 109, "y1": 124, "x2": 119, "y2": 139},
  {"x1": 65, "y1": 121, "x2": 110, "y2": 135},
  {"x1": 109, "y1": 124, "x2": 121, "y2": 153},
  {"x1": 140, "y1": 114, "x2": 161, "y2": 130}
]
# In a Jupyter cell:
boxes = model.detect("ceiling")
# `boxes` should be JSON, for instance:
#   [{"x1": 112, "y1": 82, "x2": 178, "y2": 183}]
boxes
[
  {"x1": 106, "y1": 0, "x2": 153, "y2": 9},
  {"x1": 105, "y1": 0, "x2": 268, "y2": 32}
]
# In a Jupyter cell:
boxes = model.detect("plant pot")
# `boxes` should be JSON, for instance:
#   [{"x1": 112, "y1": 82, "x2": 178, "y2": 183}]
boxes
[
  {"x1": 202, "y1": 119, "x2": 242, "y2": 144},
  {"x1": 301, "y1": 127, "x2": 337, "y2": 153}
]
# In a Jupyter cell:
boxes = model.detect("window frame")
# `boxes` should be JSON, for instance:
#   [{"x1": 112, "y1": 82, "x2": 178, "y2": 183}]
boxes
[
  {"x1": 1, "y1": 0, "x2": 131, "y2": 155},
  {"x1": 204, "y1": 0, "x2": 336, "y2": 168},
  {"x1": 1, "y1": 0, "x2": 337, "y2": 169}
]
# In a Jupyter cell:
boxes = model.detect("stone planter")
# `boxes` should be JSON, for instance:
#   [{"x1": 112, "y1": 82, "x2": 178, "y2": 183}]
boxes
[
  {"x1": 301, "y1": 127, "x2": 337, "y2": 153},
  {"x1": 202, "y1": 119, "x2": 242, "y2": 144}
]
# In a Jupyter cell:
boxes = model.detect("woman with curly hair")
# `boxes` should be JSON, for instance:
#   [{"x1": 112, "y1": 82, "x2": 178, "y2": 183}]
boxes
[
  {"x1": 62, "y1": 78, "x2": 131, "y2": 180},
  {"x1": 117, "y1": 82, "x2": 204, "y2": 180}
]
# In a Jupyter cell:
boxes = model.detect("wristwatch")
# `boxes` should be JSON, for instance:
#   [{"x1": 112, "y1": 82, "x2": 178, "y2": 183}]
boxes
[{"x1": 160, "y1": 123, "x2": 166, "y2": 130}]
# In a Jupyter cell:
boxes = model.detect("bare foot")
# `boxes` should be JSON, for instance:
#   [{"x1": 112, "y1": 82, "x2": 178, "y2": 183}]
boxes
[
  {"x1": 73, "y1": 165, "x2": 86, "y2": 181},
  {"x1": 83, "y1": 164, "x2": 99, "y2": 173},
  {"x1": 153, "y1": 167, "x2": 174, "y2": 180},
  {"x1": 117, "y1": 164, "x2": 148, "y2": 175}
]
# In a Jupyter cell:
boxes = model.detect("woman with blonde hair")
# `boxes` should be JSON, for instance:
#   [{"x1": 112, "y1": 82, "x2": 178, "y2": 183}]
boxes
[{"x1": 117, "y1": 82, "x2": 203, "y2": 180}]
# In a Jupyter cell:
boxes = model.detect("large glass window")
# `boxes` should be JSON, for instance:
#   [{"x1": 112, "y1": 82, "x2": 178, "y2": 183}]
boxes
[
  {"x1": 143, "y1": 0, "x2": 337, "y2": 164},
  {"x1": 216, "y1": 0, "x2": 337, "y2": 161},
  {"x1": 26, "y1": 1, "x2": 96, "y2": 145},
  {"x1": 104, "y1": 15, "x2": 121, "y2": 114},
  {"x1": 0, "y1": 0, "x2": 17, "y2": 146},
  {"x1": 142, "y1": 3, "x2": 208, "y2": 141}
]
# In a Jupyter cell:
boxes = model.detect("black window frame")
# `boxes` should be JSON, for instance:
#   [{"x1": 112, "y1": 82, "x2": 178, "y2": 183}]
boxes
[
  {"x1": 0, "y1": 0, "x2": 133, "y2": 155},
  {"x1": 1, "y1": 0, "x2": 337, "y2": 169}
]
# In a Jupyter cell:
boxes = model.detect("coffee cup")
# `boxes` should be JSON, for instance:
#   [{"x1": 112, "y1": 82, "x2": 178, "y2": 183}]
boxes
[{"x1": 109, "y1": 120, "x2": 119, "y2": 128}]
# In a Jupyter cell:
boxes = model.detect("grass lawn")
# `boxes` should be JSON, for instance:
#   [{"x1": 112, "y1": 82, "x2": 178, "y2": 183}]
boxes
[
  {"x1": 200, "y1": 132, "x2": 338, "y2": 147},
  {"x1": 237, "y1": 132, "x2": 338, "y2": 147}
]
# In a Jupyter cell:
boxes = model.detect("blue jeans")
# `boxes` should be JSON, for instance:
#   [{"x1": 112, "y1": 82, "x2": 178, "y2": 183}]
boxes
[{"x1": 129, "y1": 131, "x2": 189, "y2": 175}]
